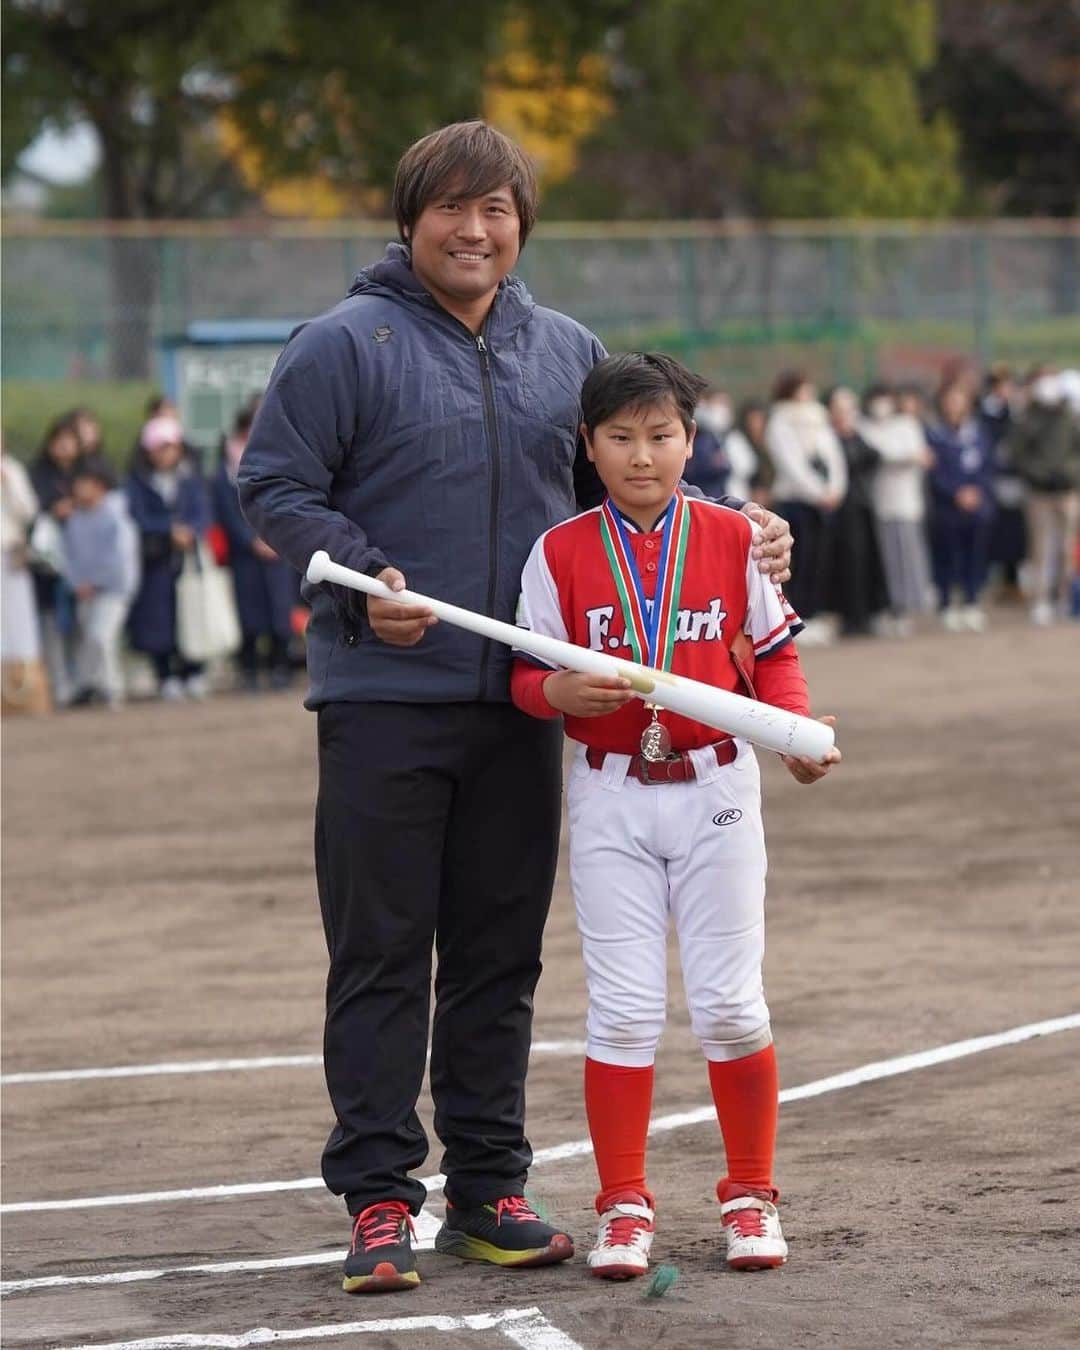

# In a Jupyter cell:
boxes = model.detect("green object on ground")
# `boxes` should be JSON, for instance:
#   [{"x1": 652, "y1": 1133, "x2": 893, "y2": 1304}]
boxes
[
  {"x1": 645, "y1": 1263, "x2": 679, "y2": 1298},
  {"x1": 523, "y1": 1191, "x2": 552, "y2": 1223}
]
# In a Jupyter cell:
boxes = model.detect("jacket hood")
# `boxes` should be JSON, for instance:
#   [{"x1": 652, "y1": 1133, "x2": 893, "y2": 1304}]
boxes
[{"x1": 347, "y1": 242, "x2": 535, "y2": 339}]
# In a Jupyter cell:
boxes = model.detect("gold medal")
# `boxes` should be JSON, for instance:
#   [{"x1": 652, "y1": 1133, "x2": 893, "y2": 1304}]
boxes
[{"x1": 640, "y1": 705, "x2": 672, "y2": 762}]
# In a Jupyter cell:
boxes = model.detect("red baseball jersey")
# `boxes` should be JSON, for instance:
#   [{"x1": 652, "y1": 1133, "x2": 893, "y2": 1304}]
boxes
[{"x1": 512, "y1": 493, "x2": 808, "y2": 753}]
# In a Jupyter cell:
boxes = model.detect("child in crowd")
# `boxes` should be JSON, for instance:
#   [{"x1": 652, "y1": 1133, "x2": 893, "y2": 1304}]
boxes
[
  {"x1": 211, "y1": 404, "x2": 296, "y2": 691},
  {"x1": 64, "y1": 458, "x2": 140, "y2": 707},
  {"x1": 126, "y1": 415, "x2": 212, "y2": 699},
  {"x1": 926, "y1": 381, "x2": 996, "y2": 631},
  {"x1": 512, "y1": 353, "x2": 840, "y2": 1280}
]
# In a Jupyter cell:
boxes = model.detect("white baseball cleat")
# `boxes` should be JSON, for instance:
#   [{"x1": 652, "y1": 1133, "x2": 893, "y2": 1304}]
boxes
[
  {"x1": 720, "y1": 1193, "x2": 788, "y2": 1271},
  {"x1": 587, "y1": 1192, "x2": 655, "y2": 1280}
]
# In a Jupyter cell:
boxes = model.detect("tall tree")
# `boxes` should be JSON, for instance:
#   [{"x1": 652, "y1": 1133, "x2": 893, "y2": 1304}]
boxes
[
  {"x1": 545, "y1": 0, "x2": 961, "y2": 219},
  {"x1": 925, "y1": 0, "x2": 1080, "y2": 217},
  {"x1": 2, "y1": 0, "x2": 616, "y2": 372}
]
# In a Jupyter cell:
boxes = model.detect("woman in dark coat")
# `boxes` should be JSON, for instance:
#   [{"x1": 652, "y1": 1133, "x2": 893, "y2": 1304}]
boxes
[
  {"x1": 825, "y1": 387, "x2": 888, "y2": 636},
  {"x1": 925, "y1": 381, "x2": 997, "y2": 631},
  {"x1": 28, "y1": 414, "x2": 84, "y2": 705},
  {"x1": 210, "y1": 406, "x2": 296, "y2": 691},
  {"x1": 126, "y1": 415, "x2": 212, "y2": 698}
]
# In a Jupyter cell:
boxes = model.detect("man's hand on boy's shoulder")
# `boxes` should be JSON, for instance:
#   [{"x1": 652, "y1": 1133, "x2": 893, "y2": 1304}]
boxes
[
  {"x1": 782, "y1": 716, "x2": 841, "y2": 785},
  {"x1": 743, "y1": 504, "x2": 793, "y2": 583},
  {"x1": 543, "y1": 670, "x2": 634, "y2": 719}
]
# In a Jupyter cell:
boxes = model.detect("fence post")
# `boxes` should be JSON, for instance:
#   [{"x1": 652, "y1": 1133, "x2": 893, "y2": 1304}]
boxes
[
  {"x1": 678, "y1": 236, "x2": 702, "y2": 368},
  {"x1": 829, "y1": 233, "x2": 854, "y2": 386},
  {"x1": 972, "y1": 230, "x2": 991, "y2": 366}
]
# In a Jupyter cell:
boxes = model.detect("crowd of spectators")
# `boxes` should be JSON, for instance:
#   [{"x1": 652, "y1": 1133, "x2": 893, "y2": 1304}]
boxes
[
  {"x1": 2, "y1": 357, "x2": 1078, "y2": 713},
  {"x1": 1, "y1": 395, "x2": 303, "y2": 712},
  {"x1": 686, "y1": 360, "x2": 1080, "y2": 645}
]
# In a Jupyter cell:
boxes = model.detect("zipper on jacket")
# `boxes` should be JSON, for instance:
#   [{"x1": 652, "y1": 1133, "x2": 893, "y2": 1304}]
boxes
[{"x1": 476, "y1": 330, "x2": 502, "y2": 700}]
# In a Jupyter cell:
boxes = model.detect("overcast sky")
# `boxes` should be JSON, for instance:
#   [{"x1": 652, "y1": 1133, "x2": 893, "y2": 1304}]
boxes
[{"x1": 19, "y1": 123, "x2": 101, "y2": 184}]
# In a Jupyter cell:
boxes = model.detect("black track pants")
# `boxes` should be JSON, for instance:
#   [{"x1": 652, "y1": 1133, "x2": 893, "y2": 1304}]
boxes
[{"x1": 314, "y1": 700, "x2": 563, "y2": 1215}]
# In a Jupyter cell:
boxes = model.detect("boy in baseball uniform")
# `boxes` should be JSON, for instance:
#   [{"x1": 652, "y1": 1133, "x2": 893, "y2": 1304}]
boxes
[{"x1": 511, "y1": 353, "x2": 840, "y2": 1279}]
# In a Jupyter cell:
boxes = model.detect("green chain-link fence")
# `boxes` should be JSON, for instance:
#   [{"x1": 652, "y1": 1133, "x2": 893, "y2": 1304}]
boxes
[{"x1": 4, "y1": 220, "x2": 1078, "y2": 455}]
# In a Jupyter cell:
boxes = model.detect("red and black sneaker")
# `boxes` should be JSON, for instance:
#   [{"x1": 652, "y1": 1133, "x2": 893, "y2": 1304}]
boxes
[
  {"x1": 342, "y1": 1200, "x2": 420, "y2": 1293},
  {"x1": 434, "y1": 1195, "x2": 574, "y2": 1268}
]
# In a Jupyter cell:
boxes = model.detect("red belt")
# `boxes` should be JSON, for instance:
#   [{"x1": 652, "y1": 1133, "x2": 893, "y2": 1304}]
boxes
[{"x1": 585, "y1": 739, "x2": 737, "y2": 785}]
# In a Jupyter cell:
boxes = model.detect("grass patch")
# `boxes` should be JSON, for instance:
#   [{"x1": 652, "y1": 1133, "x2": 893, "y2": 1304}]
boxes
[{"x1": 1, "y1": 380, "x2": 157, "y2": 463}]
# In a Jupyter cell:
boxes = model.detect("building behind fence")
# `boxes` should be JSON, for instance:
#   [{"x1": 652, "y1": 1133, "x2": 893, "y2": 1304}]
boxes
[{"x1": 4, "y1": 220, "x2": 1078, "y2": 399}]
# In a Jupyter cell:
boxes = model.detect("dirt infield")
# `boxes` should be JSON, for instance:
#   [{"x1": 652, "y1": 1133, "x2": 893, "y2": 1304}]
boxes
[{"x1": 3, "y1": 610, "x2": 1079, "y2": 1349}]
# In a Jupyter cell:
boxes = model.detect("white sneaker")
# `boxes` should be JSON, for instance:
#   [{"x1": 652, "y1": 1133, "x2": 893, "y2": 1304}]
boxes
[
  {"x1": 941, "y1": 606, "x2": 964, "y2": 633},
  {"x1": 961, "y1": 605, "x2": 987, "y2": 632},
  {"x1": 160, "y1": 677, "x2": 186, "y2": 702},
  {"x1": 587, "y1": 1192, "x2": 655, "y2": 1280},
  {"x1": 1030, "y1": 601, "x2": 1055, "y2": 627},
  {"x1": 719, "y1": 1193, "x2": 788, "y2": 1271},
  {"x1": 185, "y1": 673, "x2": 210, "y2": 700}
]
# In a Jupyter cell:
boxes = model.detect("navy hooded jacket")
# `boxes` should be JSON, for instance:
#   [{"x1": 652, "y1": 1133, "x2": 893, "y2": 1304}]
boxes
[{"x1": 239, "y1": 244, "x2": 742, "y2": 707}]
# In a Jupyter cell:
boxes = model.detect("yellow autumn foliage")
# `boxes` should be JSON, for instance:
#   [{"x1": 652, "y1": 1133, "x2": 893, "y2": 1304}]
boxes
[
  {"x1": 216, "y1": 111, "x2": 385, "y2": 218},
  {"x1": 484, "y1": 40, "x2": 611, "y2": 186}
]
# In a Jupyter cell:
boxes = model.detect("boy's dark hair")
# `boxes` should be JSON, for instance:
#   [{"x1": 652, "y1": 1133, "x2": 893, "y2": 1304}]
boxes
[
  {"x1": 580, "y1": 353, "x2": 708, "y2": 436},
  {"x1": 393, "y1": 121, "x2": 539, "y2": 247},
  {"x1": 72, "y1": 454, "x2": 117, "y2": 491}
]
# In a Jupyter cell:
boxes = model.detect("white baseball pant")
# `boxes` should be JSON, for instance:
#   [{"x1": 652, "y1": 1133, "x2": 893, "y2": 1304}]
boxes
[{"x1": 566, "y1": 739, "x2": 772, "y2": 1068}]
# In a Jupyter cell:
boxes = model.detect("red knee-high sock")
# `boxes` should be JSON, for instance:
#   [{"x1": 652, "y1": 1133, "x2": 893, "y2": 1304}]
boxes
[
  {"x1": 707, "y1": 1044, "x2": 779, "y2": 1193},
  {"x1": 584, "y1": 1057, "x2": 655, "y2": 1207}
]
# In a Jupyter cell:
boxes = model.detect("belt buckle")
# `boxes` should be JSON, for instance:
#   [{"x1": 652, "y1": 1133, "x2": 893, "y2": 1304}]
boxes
[{"x1": 640, "y1": 752, "x2": 682, "y2": 784}]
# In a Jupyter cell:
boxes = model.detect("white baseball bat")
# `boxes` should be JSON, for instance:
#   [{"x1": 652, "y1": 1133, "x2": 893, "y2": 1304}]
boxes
[{"x1": 306, "y1": 551, "x2": 835, "y2": 761}]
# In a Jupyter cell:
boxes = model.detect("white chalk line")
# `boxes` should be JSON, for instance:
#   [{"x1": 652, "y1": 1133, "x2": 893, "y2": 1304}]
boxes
[
  {"x1": 3, "y1": 1010, "x2": 1076, "y2": 1299},
  {"x1": 1, "y1": 1212, "x2": 443, "y2": 1296},
  {"x1": 56, "y1": 1306, "x2": 582, "y2": 1350},
  {"x1": 0, "y1": 1041, "x2": 587, "y2": 1087}
]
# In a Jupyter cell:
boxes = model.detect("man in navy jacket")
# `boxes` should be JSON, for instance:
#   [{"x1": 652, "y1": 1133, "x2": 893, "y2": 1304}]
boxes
[{"x1": 240, "y1": 121, "x2": 793, "y2": 1294}]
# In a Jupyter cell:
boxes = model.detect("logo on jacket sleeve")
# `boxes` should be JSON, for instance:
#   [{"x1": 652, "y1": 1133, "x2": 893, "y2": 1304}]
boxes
[{"x1": 372, "y1": 325, "x2": 394, "y2": 344}]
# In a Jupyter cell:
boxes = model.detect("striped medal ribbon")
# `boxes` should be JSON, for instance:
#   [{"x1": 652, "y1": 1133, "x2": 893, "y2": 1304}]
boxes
[{"x1": 598, "y1": 493, "x2": 691, "y2": 761}]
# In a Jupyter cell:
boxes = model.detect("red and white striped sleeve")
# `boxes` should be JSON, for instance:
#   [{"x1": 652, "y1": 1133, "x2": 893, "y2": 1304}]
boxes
[{"x1": 743, "y1": 545, "x2": 803, "y2": 660}]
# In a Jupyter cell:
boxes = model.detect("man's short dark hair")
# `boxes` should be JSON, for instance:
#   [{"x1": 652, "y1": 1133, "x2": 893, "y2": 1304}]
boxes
[
  {"x1": 581, "y1": 353, "x2": 708, "y2": 436},
  {"x1": 393, "y1": 121, "x2": 539, "y2": 247}
]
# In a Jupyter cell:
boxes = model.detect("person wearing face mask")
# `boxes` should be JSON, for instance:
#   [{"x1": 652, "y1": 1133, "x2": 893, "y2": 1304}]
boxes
[
  {"x1": 765, "y1": 372, "x2": 847, "y2": 645},
  {"x1": 858, "y1": 384, "x2": 934, "y2": 637},
  {"x1": 824, "y1": 387, "x2": 887, "y2": 637},
  {"x1": 685, "y1": 390, "x2": 735, "y2": 500},
  {"x1": 979, "y1": 365, "x2": 1027, "y2": 603},
  {"x1": 925, "y1": 381, "x2": 997, "y2": 632},
  {"x1": 1006, "y1": 367, "x2": 1080, "y2": 625}
]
